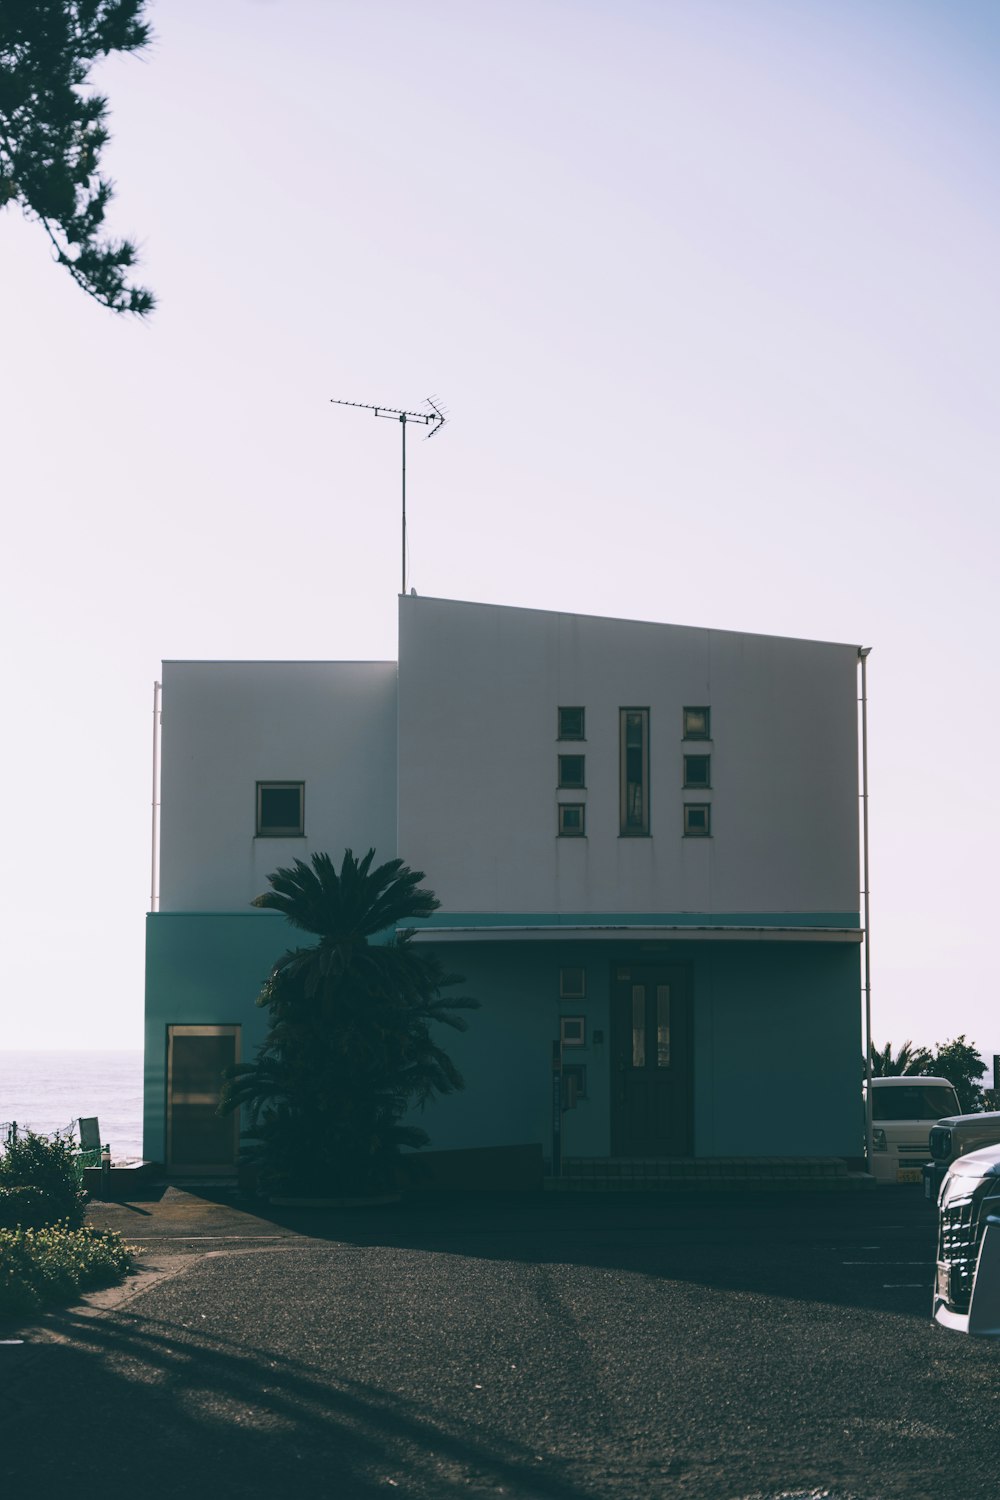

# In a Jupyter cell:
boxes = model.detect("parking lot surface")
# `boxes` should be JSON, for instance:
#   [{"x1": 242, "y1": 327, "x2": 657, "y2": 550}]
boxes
[{"x1": 2, "y1": 1186, "x2": 998, "y2": 1499}]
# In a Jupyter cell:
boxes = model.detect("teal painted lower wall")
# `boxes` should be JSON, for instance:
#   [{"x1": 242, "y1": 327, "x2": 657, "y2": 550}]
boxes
[
  {"x1": 411, "y1": 939, "x2": 861, "y2": 1159},
  {"x1": 143, "y1": 912, "x2": 288, "y2": 1162},
  {"x1": 144, "y1": 914, "x2": 861, "y2": 1163}
]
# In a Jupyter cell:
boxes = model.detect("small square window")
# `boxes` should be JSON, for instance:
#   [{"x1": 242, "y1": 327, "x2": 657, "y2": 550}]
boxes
[
  {"x1": 683, "y1": 754, "x2": 711, "y2": 788},
  {"x1": 560, "y1": 1016, "x2": 586, "y2": 1048},
  {"x1": 558, "y1": 755, "x2": 585, "y2": 788},
  {"x1": 683, "y1": 706, "x2": 711, "y2": 740},
  {"x1": 559, "y1": 803, "x2": 586, "y2": 837},
  {"x1": 558, "y1": 707, "x2": 585, "y2": 740},
  {"x1": 683, "y1": 803, "x2": 711, "y2": 837},
  {"x1": 560, "y1": 967, "x2": 586, "y2": 999},
  {"x1": 257, "y1": 781, "x2": 304, "y2": 836}
]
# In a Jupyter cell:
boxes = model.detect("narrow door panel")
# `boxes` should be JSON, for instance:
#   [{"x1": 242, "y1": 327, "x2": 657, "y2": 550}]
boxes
[
  {"x1": 167, "y1": 1026, "x2": 239, "y2": 1170},
  {"x1": 610, "y1": 967, "x2": 691, "y2": 1157}
]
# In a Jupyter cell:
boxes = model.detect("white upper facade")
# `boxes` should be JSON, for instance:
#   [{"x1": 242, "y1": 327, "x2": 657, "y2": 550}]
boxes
[
  {"x1": 397, "y1": 595, "x2": 861, "y2": 919},
  {"x1": 155, "y1": 596, "x2": 861, "y2": 921},
  {"x1": 158, "y1": 660, "x2": 397, "y2": 911}
]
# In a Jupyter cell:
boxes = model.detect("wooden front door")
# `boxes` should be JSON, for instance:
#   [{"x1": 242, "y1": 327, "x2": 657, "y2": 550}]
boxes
[
  {"x1": 610, "y1": 964, "x2": 692, "y2": 1157},
  {"x1": 167, "y1": 1025, "x2": 240, "y2": 1173}
]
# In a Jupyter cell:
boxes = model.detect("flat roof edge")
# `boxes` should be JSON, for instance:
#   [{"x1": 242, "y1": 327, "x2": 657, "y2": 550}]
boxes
[{"x1": 400, "y1": 593, "x2": 862, "y2": 653}]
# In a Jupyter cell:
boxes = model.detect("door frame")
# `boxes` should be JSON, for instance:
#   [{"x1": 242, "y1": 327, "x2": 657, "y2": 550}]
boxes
[
  {"x1": 166, "y1": 1023, "x2": 241, "y2": 1174},
  {"x1": 609, "y1": 961, "x2": 693, "y2": 1158}
]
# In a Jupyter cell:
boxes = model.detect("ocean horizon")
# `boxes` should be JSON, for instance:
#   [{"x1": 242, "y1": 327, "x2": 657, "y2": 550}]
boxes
[{"x1": 0, "y1": 1050, "x2": 144, "y2": 1160}]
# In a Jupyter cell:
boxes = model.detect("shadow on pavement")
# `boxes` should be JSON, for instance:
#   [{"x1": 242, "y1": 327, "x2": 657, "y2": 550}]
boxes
[
  {"x1": 3, "y1": 1301, "x2": 592, "y2": 1500},
  {"x1": 154, "y1": 1184, "x2": 939, "y2": 1319}
]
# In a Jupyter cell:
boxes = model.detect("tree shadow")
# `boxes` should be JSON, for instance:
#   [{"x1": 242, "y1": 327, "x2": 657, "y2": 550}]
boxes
[{"x1": 8, "y1": 1296, "x2": 594, "y2": 1500}]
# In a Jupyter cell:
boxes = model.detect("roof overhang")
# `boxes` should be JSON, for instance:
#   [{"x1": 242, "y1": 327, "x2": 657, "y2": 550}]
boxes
[{"x1": 404, "y1": 925, "x2": 863, "y2": 944}]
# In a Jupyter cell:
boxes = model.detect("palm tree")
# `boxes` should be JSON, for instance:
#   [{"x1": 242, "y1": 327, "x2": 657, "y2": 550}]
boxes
[
  {"x1": 219, "y1": 849, "x2": 477, "y2": 1198},
  {"x1": 867, "y1": 1039, "x2": 933, "y2": 1078}
]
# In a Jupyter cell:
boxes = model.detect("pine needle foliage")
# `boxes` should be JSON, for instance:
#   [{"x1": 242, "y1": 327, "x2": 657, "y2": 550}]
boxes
[
  {"x1": 0, "y1": 0, "x2": 155, "y2": 313},
  {"x1": 219, "y1": 849, "x2": 478, "y2": 1198}
]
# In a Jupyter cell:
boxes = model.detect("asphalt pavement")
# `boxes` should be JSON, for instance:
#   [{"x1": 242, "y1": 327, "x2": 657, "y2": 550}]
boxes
[{"x1": 2, "y1": 1185, "x2": 998, "y2": 1500}]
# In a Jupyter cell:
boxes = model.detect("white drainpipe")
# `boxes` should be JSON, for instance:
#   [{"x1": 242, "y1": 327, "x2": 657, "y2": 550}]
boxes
[
  {"x1": 150, "y1": 680, "x2": 161, "y2": 912},
  {"x1": 859, "y1": 647, "x2": 873, "y2": 1170}
]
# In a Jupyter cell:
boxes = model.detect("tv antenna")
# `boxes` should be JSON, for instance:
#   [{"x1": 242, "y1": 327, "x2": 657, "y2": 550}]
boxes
[{"x1": 330, "y1": 395, "x2": 446, "y2": 594}]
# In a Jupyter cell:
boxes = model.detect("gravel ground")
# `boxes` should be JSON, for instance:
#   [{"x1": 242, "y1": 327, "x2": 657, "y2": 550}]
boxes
[{"x1": 1, "y1": 1186, "x2": 998, "y2": 1499}]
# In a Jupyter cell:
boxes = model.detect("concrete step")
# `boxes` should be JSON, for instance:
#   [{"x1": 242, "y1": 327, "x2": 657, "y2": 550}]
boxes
[
  {"x1": 546, "y1": 1171, "x2": 875, "y2": 1193},
  {"x1": 547, "y1": 1157, "x2": 874, "y2": 1192}
]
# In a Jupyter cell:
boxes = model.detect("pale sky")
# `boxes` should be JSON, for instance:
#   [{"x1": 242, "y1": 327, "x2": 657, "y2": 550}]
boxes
[{"x1": 2, "y1": 0, "x2": 998, "y2": 1064}]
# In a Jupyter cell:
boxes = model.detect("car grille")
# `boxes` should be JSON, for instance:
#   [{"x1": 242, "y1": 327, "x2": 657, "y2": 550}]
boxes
[
  {"x1": 938, "y1": 1201, "x2": 978, "y2": 1313},
  {"x1": 937, "y1": 1190, "x2": 1000, "y2": 1313}
]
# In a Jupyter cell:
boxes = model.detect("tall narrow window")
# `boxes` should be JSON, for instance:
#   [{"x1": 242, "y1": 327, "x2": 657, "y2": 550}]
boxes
[
  {"x1": 656, "y1": 985, "x2": 671, "y2": 1067},
  {"x1": 631, "y1": 985, "x2": 646, "y2": 1067},
  {"x1": 620, "y1": 709, "x2": 650, "y2": 836}
]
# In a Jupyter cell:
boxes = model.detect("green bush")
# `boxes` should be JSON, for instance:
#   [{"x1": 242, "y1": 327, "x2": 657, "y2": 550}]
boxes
[
  {"x1": 0, "y1": 1224, "x2": 134, "y2": 1316},
  {"x1": 0, "y1": 1186, "x2": 58, "y2": 1231},
  {"x1": 0, "y1": 1131, "x2": 87, "y2": 1229}
]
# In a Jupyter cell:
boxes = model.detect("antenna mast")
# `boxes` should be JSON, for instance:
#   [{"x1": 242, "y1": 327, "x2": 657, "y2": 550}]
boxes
[{"x1": 330, "y1": 395, "x2": 446, "y2": 594}]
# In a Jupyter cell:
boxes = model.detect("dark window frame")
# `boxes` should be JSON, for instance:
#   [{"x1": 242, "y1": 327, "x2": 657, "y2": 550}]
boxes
[
  {"x1": 683, "y1": 802, "x2": 711, "y2": 838},
  {"x1": 560, "y1": 966, "x2": 587, "y2": 999},
  {"x1": 256, "y1": 780, "x2": 305, "y2": 837},
  {"x1": 683, "y1": 706, "x2": 711, "y2": 741},
  {"x1": 558, "y1": 754, "x2": 586, "y2": 789},
  {"x1": 683, "y1": 754, "x2": 711, "y2": 789},
  {"x1": 558, "y1": 803, "x2": 586, "y2": 838},
  {"x1": 560, "y1": 1015, "x2": 586, "y2": 1048},
  {"x1": 558, "y1": 706, "x2": 586, "y2": 741}
]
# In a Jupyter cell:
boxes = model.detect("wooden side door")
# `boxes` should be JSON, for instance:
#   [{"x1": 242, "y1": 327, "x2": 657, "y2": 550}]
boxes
[
  {"x1": 167, "y1": 1025, "x2": 240, "y2": 1173},
  {"x1": 610, "y1": 965, "x2": 692, "y2": 1157}
]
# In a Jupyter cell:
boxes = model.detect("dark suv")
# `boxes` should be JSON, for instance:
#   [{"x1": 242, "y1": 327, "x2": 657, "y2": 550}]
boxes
[{"x1": 924, "y1": 1109, "x2": 1000, "y2": 1201}]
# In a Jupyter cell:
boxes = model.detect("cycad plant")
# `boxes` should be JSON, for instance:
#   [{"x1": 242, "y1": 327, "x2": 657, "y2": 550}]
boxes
[{"x1": 219, "y1": 849, "x2": 477, "y2": 1198}]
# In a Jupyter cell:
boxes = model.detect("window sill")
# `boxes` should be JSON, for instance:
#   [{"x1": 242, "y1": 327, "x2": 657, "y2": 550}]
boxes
[{"x1": 254, "y1": 833, "x2": 307, "y2": 839}]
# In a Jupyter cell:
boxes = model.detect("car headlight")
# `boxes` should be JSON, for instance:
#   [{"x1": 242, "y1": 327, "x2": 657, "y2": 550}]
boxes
[
  {"x1": 872, "y1": 1128, "x2": 887, "y2": 1152},
  {"x1": 930, "y1": 1127, "x2": 952, "y2": 1160}
]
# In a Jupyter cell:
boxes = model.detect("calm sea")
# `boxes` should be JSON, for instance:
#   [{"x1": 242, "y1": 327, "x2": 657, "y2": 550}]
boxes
[{"x1": 0, "y1": 1051, "x2": 144, "y2": 1161}]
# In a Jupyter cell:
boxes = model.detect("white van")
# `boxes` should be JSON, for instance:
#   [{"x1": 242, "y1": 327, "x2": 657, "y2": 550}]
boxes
[{"x1": 866, "y1": 1076, "x2": 961, "y2": 1183}]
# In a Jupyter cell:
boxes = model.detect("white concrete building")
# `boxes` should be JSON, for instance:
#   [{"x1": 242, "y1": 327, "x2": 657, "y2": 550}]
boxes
[{"x1": 144, "y1": 596, "x2": 864, "y2": 1175}]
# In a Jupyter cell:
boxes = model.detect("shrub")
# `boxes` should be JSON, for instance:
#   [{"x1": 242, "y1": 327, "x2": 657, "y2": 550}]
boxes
[
  {"x1": 0, "y1": 1224, "x2": 134, "y2": 1316},
  {"x1": 0, "y1": 1131, "x2": 87, "y2": 1229},
  {"x1": 0, "y1": 1186, "x2": 58, "y2": 1231}
]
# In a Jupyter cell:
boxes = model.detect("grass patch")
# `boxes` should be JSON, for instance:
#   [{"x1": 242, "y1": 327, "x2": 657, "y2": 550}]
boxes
[{"x1": 0, "y1": 1223, "x2": 135, "y2": 1317}]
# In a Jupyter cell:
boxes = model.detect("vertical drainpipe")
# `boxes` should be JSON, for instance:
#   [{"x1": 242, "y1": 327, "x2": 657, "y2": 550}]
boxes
[
  {"x1": 859, "y1": 648, "x2": 873, "y2": 1171},
  {"x1": 150, "y1": 681, "x2": 162, "y2": 913}
]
